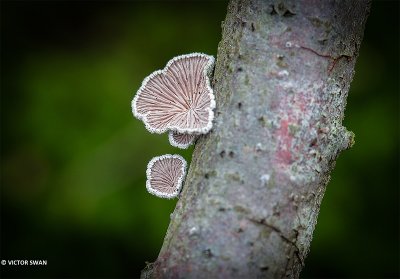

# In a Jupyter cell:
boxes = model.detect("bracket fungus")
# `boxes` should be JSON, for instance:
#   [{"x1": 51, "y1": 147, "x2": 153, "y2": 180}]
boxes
[
  {"x1": 132, "y1": 53, "x2": 215, "y2": 135},
  {"x1": 146, "y1": 154, "x2": 187, "y2": 199},
  {"x1": 133, "y1": 53, "x2": 216, "y2": 198},
  {"x1": 168, "y1": 131, "x2": 197, "y2": 149}
]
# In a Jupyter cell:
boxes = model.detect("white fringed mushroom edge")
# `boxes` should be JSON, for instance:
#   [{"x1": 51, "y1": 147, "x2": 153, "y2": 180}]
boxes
[
  {"x1": 132, "y1": 53, "x2": 216, "y2": 135},
  {"x1": 145, "y1": 154, "x2": 187, "y2": 199},
  {"x1": 168, "y1": 131, "x2": 197, "y2": 149}
]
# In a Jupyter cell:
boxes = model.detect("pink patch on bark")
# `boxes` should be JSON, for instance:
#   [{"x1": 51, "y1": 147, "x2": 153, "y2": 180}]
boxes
[
  {"x1": 275, "y1": 118, "x2": 294, "y2": 165},
  {"x1": 273, "y1": 91, "x2": 311, "y2": 167}
]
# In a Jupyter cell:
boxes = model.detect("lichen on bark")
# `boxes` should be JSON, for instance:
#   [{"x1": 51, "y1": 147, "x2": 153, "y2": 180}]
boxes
[{"x1": 141, "y1": 0, "x2": 370, "y2": 278}]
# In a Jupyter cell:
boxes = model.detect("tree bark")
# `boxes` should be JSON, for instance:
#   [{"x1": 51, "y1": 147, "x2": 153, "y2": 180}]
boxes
[{"x1": 142, "y1": 0, "x2": 370, "y2": 278}]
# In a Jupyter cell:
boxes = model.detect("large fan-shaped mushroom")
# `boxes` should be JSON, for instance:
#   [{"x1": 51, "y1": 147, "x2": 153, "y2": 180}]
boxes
[
  {"x1": 132, "y1": 53, "x2": 215, "y2": 134},
  {"x1": 146, "y1": 154, "x2": 187, "y2": 199}
]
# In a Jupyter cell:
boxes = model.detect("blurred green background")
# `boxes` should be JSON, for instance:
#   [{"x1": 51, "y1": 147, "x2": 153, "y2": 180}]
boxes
[{"x1": 0, "y1": 1, "x2": 398, "y2": 278}]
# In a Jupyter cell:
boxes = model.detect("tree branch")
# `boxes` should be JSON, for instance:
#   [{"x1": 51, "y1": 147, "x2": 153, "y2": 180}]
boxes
[{"x1": 142, "y1": 0, "x2": 370, "y2": 278}]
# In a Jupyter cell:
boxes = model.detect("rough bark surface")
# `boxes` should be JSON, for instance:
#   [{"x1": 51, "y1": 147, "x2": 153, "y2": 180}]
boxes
[{"x1": 142, "y1": 0, "x2": 370, "y2": 278}]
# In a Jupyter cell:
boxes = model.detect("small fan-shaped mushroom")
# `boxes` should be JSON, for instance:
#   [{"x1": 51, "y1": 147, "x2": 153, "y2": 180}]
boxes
[
  {"x1": 168, "y1": 131, "x2": 197, "y2": 149},
  {"x1": 132, "y1": 53, "x2": 215, "y2": 134},
  {"x1": 146, "y1": 154, "x2": 187, "y2": 199}
]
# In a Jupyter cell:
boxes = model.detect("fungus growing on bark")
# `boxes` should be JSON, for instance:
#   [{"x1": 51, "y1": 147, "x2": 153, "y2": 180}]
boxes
[
  {"x1": 132, "y1": 53, "x2": 215, "y2": 134},
  {"x1": 168, "y1": 131, "x2": 197, "y2": 149},
  {"x1": 146, "y1": 154, "x2": 187, "y2": 199}
]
